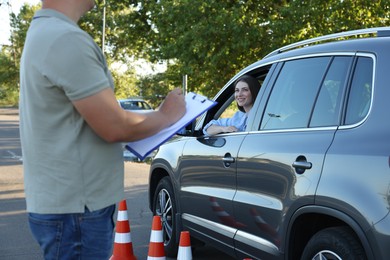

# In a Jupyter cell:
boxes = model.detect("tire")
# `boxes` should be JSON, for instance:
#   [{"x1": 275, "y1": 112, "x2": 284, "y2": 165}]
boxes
[
  {"x1": 301, "y1": 226, "x2": 366, "y2": 260},
  {"x1": 152, "y1": 177, "x2": 178, "y2": 257}
]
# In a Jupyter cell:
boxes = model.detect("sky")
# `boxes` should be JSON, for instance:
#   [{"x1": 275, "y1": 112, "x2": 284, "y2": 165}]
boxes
[{"x1": 0, "y1": 0, "x2": 40, "y2": 46}]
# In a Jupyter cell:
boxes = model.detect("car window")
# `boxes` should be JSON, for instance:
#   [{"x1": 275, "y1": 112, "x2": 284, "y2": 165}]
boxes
[
  {"x1": 261, "y1": 57, "x2": 331, "y2": 130},
  {"x1": 345, "y1": 57, "x2": 373, "y2": 125},
  {"x1": 310, "y1": 56, "x2": 353, "y2": 127}
]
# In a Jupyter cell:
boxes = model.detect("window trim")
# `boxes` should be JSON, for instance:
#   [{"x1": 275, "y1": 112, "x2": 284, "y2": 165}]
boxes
[{"x1": 339, "y1": 53, "x2": 376, "y2": 130}]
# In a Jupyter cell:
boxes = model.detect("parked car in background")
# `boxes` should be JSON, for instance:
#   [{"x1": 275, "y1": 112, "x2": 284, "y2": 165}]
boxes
[
  {"x1": 117, "y1": 98, "x2": 153, "y2": 112},
  {"x1": 148, "y1": 27, "x2": 390, "y2": 259},
  {"x1": 118, "y1": 98, "x2": 154, "y2": 161}
]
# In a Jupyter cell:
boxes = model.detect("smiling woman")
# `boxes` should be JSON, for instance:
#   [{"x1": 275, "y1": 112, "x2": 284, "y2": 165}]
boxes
[{"x1": 202, "y1": 75, "x2": 261, "y2": 136}]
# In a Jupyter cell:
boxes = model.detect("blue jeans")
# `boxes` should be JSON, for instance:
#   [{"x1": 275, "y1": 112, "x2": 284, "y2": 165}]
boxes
[{"x1": 28, "y1": 205, "x2": 115, "y2": 260}]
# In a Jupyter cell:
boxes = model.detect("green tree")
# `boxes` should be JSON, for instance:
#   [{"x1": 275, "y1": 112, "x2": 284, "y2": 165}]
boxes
[
  {"x1": 141, "y1": 0, "x2": 286, "y2": 97},
  {"x1": 270, "y1": 0, "x2": 390, "y2": 51},
  {"x1": 2, "y1": 0, "x2": 390, "y2": 106},
  {"x1": 138, "y1": 62, "x2": 186, "y2": 107},
  {"x1": 94, "y1": 0, "x2": 286, "y2": 97},
  {"x1": 0, "y1": 3, "x2": 38, "y2": 105},
  {"x1": 110, "y1": 61, "x2": 139, "y2": 98},
  {"x1": 80, "y1": 3, "x2": 142, "y2": 98},
  {"x1": 0, "y1": 2, "x2": 141, "y2": 106},
  {"x1": 0, "y1": 48, "x2": 19, "y2": 105}
]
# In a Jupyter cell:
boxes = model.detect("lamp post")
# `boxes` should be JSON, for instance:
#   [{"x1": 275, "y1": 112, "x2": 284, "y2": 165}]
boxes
[
  {"x1": 182, "y1": 75, "x2": 188, "y2": 95},
  {"x1": 102, "y1": 0, "x2": 106, "y2": 53}
]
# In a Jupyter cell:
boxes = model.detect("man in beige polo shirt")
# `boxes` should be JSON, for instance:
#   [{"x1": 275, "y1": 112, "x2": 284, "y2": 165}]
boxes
[{"x1": 19, "y1": 0, "x2": 185, "y2": 259}]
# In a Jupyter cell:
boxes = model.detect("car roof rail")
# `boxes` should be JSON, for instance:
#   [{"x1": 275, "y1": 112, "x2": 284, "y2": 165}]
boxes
[{"x1": 264, "y1": 27, "x2": 390, "y2": 59}]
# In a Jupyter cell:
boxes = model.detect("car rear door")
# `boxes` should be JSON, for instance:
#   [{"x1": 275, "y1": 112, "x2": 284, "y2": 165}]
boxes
[{"x1": 232, "y1": 55, "x2": 354, "y2": 259}]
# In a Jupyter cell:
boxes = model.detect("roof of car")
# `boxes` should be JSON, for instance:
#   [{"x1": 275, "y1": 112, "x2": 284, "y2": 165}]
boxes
[
  {"x1": 264, "y1": 26, "x2": 390, "y2": 59},
  {"x1": 238, "y1": 27, "x2": 390, "y2": 74}
]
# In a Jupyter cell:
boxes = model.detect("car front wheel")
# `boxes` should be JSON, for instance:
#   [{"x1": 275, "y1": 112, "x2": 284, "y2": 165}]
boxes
[
  {"x1": 301, "y1": 226, "x2": 366, "y2": 260},
  {"x1": 152, "y1": 176, "x2": 178, "y2": 257}
]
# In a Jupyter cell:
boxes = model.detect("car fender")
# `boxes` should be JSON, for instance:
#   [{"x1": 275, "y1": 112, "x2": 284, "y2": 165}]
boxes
[
  {"x1": 148, "y1": 137, "x2": 189, "y2": 210},
  {"x1": 285, "y1": 205, "x2": 374, "y2": 260}
]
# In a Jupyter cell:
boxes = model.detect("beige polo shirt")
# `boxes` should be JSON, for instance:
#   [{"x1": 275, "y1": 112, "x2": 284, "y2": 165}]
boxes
[{"x1": 19, "y1": 9, "x2": 124, "y2": 214}]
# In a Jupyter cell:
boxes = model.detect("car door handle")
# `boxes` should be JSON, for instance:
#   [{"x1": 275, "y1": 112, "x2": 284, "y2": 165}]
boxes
[
  {"x1": 292, "y1": 161, "x2": 312, "y2": 169},
  {"x1": 292, "y1": 159, "x2": 312, "y2": 174},
  {"x1": 222, "y1": 153, "x2": 235, "y2": 167}
]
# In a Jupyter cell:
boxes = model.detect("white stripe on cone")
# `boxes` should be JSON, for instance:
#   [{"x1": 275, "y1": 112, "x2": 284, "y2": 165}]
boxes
[
  {"x1": 114, "y1": 232, "x2": 132, "y2": 243},
  {"x1": 117, "y1": 210, "x2": 128, "y2": 221},
  {"x1": 149, "y1": 230, "x2": 163, "y2": 242},
  {"x1": 177, "y1": 246, "x2": 192, "y2": 260}
]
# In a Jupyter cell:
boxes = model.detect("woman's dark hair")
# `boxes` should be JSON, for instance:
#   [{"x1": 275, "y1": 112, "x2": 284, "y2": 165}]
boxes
[{"x1": 234, "y1": 75, "x2": 261, "y2": 112}]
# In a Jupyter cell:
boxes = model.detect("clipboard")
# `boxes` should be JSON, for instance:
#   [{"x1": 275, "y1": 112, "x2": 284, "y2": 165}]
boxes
[{"x1": 125, "y1": 92, "x2": 217, "y2": 160}]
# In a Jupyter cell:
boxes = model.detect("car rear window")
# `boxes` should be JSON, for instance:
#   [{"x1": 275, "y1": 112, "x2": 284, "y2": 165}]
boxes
[
  {"x1": 310, "y1": 56, "x2": 353, "y2": 127},
  {"x1": 345, "y1": 57, "x2": 373, "y2": 125}
]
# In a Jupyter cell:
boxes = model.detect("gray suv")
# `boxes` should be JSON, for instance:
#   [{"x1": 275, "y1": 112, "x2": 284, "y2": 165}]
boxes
[{"x1": 148, "y1": 27, "x2": 390, "y2": 259}]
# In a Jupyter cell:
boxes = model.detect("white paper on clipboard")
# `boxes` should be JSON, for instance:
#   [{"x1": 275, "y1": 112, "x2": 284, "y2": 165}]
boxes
[{"x1": 125, "y1": 92, "x2": 217, "y2": 160}]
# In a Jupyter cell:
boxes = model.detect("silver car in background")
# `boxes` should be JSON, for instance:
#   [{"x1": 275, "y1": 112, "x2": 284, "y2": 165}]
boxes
[
  {"x1": 117, "y1": 98, "x2": 153, "y2": 113},
  {"x1": 118, "y1": 98, "x2": 154, "y2": 161}
]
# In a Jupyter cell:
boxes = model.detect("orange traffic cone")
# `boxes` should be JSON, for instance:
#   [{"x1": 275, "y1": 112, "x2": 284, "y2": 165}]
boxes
[
  {"x1": 177, "y1": 231, "x2": 192, "y2": 260},
  {"x1": 110, "y1": 200, "x2": 137, "y2": 260},
  {"x1": 147, "y1": 215, "x2": 166, "y2": 260}
]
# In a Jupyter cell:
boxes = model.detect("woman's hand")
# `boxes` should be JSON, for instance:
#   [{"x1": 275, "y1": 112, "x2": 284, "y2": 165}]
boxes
[
  {"x1": 206, "y1": 124, "x2": 238, "y2": 135},
  {"x1": 222, "y1": 126, "x2": 238, "y2": 133}
]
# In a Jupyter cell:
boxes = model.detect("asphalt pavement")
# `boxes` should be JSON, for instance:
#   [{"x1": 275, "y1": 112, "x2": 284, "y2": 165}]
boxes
[
  {"x1": 0, "y1": 108, "x2": 42, "y2": 259},
  {"x1": 0, "y1": 108, "x2": 235, "y2": 260}
]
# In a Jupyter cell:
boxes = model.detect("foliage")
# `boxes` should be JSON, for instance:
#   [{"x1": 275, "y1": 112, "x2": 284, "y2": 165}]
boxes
[
  {"x1": 0, "y1": 48, "x2": 19, "y2": 105},
  {"x1": 0, "y1": 3, "x2": 38, "y2": 106},
  {"x1": 270, "y1": 0, "x2": 390, "y2": 50},
  {"x1": 111, "y1": 65, "x2": 139, "y2": 99},
  {"x1": 134, "y1": 0, "x2": 286, "y2": 97},
  {"x1": 1, "y1": 0, "x2": 390, "y2": 106}
]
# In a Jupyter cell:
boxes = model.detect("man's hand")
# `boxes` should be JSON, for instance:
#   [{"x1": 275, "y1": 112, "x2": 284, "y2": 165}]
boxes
[{"x1": 158, "y1": 88, "x2": 186, "y2": 126}]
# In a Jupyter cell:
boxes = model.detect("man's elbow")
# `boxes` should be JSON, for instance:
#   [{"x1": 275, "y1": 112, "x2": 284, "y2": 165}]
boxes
[{"x1": 98, "y1": 129, "x2": 125, "y2": 143}]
